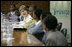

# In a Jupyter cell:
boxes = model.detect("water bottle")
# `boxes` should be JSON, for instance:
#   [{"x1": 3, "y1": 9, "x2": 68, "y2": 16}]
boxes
[{"x1": 6, "y1": 37, "x2": 14, "y2": 46}]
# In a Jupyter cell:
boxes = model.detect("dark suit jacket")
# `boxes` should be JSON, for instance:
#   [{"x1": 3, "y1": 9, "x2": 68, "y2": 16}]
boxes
[{"x1": 45, "y1": 30, "x2": 67, "y2": 46}]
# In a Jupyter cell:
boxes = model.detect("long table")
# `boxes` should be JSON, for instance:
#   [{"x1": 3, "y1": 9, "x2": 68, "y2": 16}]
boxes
[{"x1": 1, "y1": 29, "x2": 45, "y2": 46}]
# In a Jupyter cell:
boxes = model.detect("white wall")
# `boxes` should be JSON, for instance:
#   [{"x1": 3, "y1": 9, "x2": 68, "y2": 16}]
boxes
[{"x1": 50, "y1": 1, "x2": 71, "y2": 43}]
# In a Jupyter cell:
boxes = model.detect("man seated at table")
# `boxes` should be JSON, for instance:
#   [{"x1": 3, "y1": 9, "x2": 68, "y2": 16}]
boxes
[
  {"x1": 28, "y1": 8, "x2": 44, "y2": 41},
  {"x1": 40, "y1": 11, "x2": 52, "y2": 44},
  {"x1": 29, "y1": 5, "x2": 37, "y2": 17},
  {"x1": 6, "y1": 4, "x2": 19, "y2": 22},
  {"x1": 41, "y1": 12, "x2": 67, "y2": 46}
]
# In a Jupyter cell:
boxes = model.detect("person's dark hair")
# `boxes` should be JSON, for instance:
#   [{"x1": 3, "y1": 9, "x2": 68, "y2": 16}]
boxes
[
  {"x1": 25, "y1": 5, "x2": 30, "y2": 8},
  {"x1": 34, "y1": 8, "x2": 42, "y2": 20},
  {"x1": 43, "y1": 15, "x2": 58, "y2": 30},
  {"x1": 29, "y1": 5, "x2": 37, "y2": 10},
  {"x1": 10, "y1": 4, "x2": 16, "y2": 8},
  {"x1": 41, "y1": 11, "x2": 52, "y2": 20},
  {"x1": 15, "y1": 10, "x2": 20, "y2": 16}
]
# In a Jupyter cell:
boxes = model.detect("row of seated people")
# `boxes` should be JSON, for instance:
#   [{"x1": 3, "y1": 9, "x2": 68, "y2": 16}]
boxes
[{"x1": 1, "y1": 4, "x2": 68, "y2": 46}]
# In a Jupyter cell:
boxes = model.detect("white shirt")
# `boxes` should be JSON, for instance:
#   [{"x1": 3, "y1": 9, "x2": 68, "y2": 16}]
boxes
[
  {"x1": 11, "y1": 11, "x2": 15, "y2": 15},
  {"x1": 19, "y1": 14, "x2": 32, "y2": 26},
  {"x1": 12, "y1": 14, "x2": 32, "y2": 28},
  {"x1": 43, "y1": 29, "x2": 46, "y2": 33},
  {"x1": 35, "y1": 20, "x2": 41, "y2": 25},
  {"x1": 24, "y1": 14, "x2": 32, "y2": 23},
  {"x1": 19, "y1": 15, "x2": 24, "y2": 21}
]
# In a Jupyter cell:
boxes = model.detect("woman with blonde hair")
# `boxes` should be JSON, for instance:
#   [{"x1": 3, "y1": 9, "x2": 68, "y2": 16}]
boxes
[{"x1": 16, "y1": 5, "x2": 35, "y2": 28}]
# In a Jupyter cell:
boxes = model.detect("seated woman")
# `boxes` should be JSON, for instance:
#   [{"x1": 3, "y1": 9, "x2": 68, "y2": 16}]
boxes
[
  {"x1": 19, "y1": 5, "x2": 26, "y2": 21},
  {"x1": 23, "y1": 5, "x2": 36, "y2": 28},
  {"x1": 28, "y1": 8, "x2": 44, "y2": 41},
  {"x1": 17, "y1": 5, "x2": 35, "y2": 28},
  {"x1": 41, "y1": 12, "x2": 67, "y2": 46},
  {"x1": 24, "y1": 5, "x2": 38, "y2": 29}
]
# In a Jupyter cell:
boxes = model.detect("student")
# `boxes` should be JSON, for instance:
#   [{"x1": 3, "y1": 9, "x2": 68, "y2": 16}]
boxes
[
  {"x1": 41, "y1": 13, "x2": 67, "y2": 46},
  {"x1": 6, "y1": 4, "x2": 19, "y2": 22},
  {"x1": 28, "y1": 8, "x2": 44, "y2": 41},
  {"x1": 40, "y1": 11, "x2": 52, "y2": 44},
  {"x1": 29, "y1": 5, "x2": 37, "y2": 17}
]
